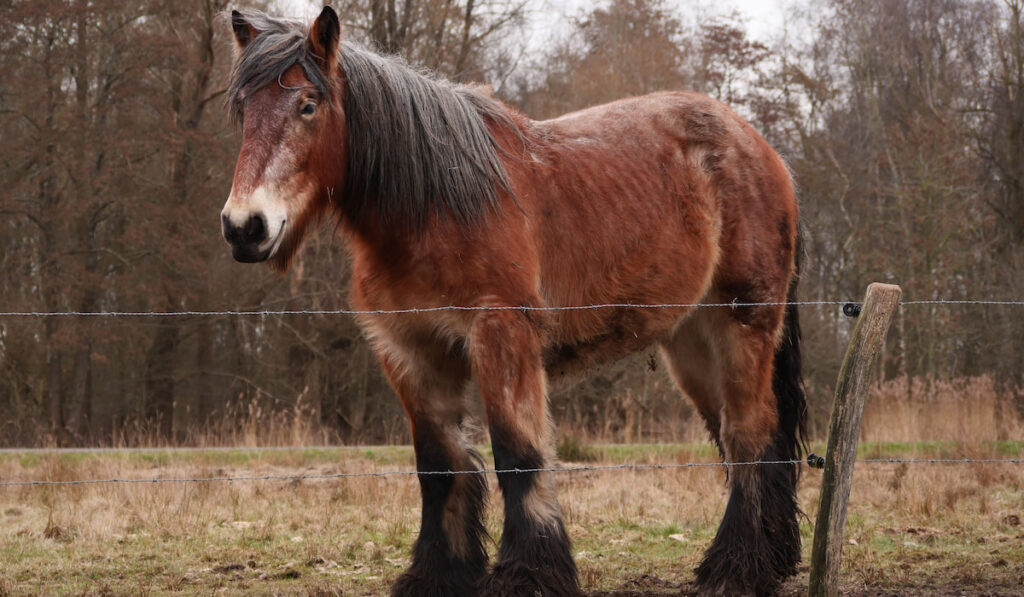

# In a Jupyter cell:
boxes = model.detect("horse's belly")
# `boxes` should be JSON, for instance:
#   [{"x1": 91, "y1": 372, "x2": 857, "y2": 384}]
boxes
[
  {"x1": 541, "y1": 302, "x2": 694, "y2": 378},
  {"x1": 535, "y1": 221, "x2": 718, "y2": 378}
]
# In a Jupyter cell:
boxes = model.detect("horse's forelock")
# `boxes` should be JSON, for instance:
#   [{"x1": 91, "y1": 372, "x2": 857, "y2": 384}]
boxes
[{"x1": 227, "y1": 10, "x2": 331, "y2": 122}]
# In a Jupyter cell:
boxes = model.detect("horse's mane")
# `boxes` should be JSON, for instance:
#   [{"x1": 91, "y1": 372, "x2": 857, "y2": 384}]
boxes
[{"x1": 227, "y1": 10, "x2": 518, "y2": 230}]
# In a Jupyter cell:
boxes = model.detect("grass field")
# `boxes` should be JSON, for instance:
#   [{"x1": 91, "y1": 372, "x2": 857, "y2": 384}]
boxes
[{"x1": 1, "y1": 441, "x2": 1022, "y2": 596}]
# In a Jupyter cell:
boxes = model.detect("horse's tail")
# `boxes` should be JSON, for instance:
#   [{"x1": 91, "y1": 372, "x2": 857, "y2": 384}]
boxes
[{"x1": 772, "y1": 230, "x2": 808, "y2": 474}]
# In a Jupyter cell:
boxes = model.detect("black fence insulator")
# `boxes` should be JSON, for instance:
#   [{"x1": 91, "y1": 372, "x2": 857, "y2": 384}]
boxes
[
  {"x1": 807, "y1": 453, "x2": 826, "y2": 469},
  {"x1": 842, "y1": 303, "x2": 862, "y2": 318}
]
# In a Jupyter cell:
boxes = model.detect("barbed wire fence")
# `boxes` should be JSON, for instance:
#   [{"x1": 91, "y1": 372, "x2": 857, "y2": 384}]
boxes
[
  {"x1": 1, "y1": 293, "x2": 1023, "y2": 487},
  {"x1": 1, "y1": 298, "x2": 1024, "y2": 318}
]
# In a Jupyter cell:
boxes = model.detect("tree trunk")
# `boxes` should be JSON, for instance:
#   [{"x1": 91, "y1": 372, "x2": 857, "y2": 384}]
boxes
[
  {"x1": 66, "y1": 341, "x2": 92, "y2": 441},
  {"x1": 144, "y1": 323, "x2": 180, "y2": 442},
  {"x1": 194, "y1": 319, "x2": 213, "y2": 428},
  {"x1": 44, "y1": 317, "x2": 64, "y2": 443}
]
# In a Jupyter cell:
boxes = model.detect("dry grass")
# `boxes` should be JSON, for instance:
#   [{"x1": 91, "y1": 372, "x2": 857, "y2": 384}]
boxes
[
  {"x1": 2, "y1": 377, "x2": 1022, "y2": 595},
  {"x1": 555, "y1": 375, "x2": 1024, "y2": 447},
  {"x1": 862, "y1": 376, "x2": 1024, "y2": 443},
  {"x1": 1, "y1": 441, "x2": 1022, "y2": 596},
  {"x1": 74, "y1": 376, "x2": 1024, "y2": 450}
]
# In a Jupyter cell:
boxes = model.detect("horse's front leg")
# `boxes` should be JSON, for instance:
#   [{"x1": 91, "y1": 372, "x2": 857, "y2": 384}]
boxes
[
  {"x1": 380, "y1": 340, "x2": 489, "y2": 597},
  {"x1": 470, "y1": 309, "x2": 581, "y2": 597}
]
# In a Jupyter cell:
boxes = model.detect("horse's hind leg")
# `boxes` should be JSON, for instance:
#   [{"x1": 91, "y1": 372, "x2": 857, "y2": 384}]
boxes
[
  {"x1": 665, "y1": 307, "x2": 803, "y2": 596},
  {"x1": 378, "y1": 337, "x2": 489, "y2": 597},
  {"x1": 471, "y1": 309, "x2": 580, "y2": 597},
  {"x1": 659, "y1": 314, "x2": 724, "y2": 451}
]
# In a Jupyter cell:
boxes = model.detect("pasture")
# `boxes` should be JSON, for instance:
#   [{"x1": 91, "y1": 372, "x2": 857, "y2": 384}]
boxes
[
  {"x1": 2, "y1": 441, "x2": 1022, "y2": 596},
  {"x1": 4, "y1": 1, "x2": 1024, "y2": 595}
]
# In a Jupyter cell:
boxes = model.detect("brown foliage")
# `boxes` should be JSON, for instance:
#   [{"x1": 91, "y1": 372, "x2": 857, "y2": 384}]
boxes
[{"x1": 1, "y1": 0, "x2": 1023, "y2": 446}]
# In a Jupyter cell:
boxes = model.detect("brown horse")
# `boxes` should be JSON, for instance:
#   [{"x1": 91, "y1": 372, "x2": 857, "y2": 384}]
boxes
[{"x1": 222, "y1": 7, "x2": 806, "y2": 597}]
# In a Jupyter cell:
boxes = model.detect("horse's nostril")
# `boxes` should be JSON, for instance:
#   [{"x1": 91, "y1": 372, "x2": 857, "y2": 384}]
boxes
[
  {"x1": 223, "y1": 213, "x2": 271, "y2": 263},
  {"x1": 222, "y1": 214, "x2": 240, "y2": 244},
  {"x1": 223, "y1": 213, "x2": 268, "y2": 247},
  {"x1": 245, "y1": 214, "x2": 267, "y2": 244}
]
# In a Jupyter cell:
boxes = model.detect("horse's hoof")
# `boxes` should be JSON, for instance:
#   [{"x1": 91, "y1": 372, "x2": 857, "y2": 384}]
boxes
[
  {"x1": 480, "y1": 561, "x2": 581, "y2": 597},
  {"x1": 696, "y1": 590, "x2": 757, "y2": 597},
  {"x1": 695, "y1": 585, "x2": 758, "y2": 597},
  {"x1": 391, "y1": 570, "x2": 481, "y2": 597},
  {"x1": 694, "y1": 574, "x2": 778, "y2": 597}
]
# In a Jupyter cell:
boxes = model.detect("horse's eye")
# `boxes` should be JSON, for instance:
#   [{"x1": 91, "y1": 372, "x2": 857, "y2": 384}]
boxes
[{"x1": 300, "y1": 101, "x2": 317, "y2": 118}]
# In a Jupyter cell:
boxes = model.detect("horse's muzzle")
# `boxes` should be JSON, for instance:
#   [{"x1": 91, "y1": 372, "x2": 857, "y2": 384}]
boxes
[{"x1": 222, "y1": 212, "x2": 270, "y2": 263}]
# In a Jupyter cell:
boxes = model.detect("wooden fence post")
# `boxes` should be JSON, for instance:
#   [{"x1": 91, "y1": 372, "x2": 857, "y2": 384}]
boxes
[{"x1": 808, "y1": 283, "x2": 902, "y2": 597}]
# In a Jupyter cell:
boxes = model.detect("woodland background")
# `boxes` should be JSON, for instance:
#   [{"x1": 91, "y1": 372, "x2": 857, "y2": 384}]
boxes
[{"x1": 1, "y1": 0, "x2": 1022, "y2": 447}]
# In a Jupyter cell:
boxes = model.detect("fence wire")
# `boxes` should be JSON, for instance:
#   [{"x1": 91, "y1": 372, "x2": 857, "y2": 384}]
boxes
[
  {"x1": 2, "y1": 457, "x2": 1021, "y2": 487},
  {"x1": 2, "y1": 298, "x2": 1021, "y2": 487},
  {"x1": 1, "y1": 298, "x2": 1024, "y2": 318}
]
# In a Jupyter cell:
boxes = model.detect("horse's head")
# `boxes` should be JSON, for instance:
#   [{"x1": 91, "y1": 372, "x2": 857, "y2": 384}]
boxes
[{"x1": 222, "y1": 7, "x2": 345, "y2": 270}]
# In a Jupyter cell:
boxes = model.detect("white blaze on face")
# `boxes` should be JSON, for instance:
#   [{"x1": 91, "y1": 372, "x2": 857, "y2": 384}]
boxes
[{"x1": 222, "y1": 135, "x2": 314, "y2": 259}]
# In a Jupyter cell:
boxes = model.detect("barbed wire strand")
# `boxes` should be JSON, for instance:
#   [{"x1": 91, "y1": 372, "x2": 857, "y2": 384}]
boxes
[
  {"x1": 2, "y1": 299, "x2": 1024, "y2": 318},
  {"x1": 2, "y1": 300, "x2": 1021, "y2": 485},
  {"x1": 2, "y1": 458, "x2": 1021, "y2": 487}
]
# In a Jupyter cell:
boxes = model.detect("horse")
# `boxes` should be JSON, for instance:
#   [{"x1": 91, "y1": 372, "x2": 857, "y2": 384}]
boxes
[{"x1": 221, "y1": 7, "x2": 806, "y2": 597}]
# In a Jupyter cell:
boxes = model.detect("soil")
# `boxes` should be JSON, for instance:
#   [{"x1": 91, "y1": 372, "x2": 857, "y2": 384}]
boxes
[{"x1": 584, "y1": 574, "x2": 1024, "y2": 597}]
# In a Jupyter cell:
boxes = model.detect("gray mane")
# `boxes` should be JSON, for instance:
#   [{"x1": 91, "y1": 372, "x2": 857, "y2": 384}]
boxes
[{"x1": 227, "y1": 10, "x2": 518, "y2": 230}]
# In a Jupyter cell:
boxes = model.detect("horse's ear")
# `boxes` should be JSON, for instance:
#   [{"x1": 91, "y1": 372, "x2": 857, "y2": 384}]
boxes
[
  {"x1": 231, "y1": 10, "x2": 258, "y2": 51},
  {"x1": 308, "y1": 5, "x2": 341, "y2": 74}
]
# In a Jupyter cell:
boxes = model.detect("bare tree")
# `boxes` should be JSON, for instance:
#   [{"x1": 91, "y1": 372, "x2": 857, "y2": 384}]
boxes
[{"x1": 337, "y1": 0, "x2": 529, "y2": 81}]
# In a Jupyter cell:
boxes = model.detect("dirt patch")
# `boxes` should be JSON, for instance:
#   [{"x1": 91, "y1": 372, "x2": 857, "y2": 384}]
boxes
[
  {"x1": 586, "y1": 576, "x2": 1024, "y2": 597},
  {"x1": 585, "y1": 585, "x2": 1024, "y2": 593},
  {"x1": 778, "y1": 580, "x2": 1024, "y2": 597},
  {"x1": 588, "y1": 592, "x2": 678, "y2": 596},
  {"x1": 589, "y1": 589, "x2": 675, "y2": 593},
  {"x1": 587, "y1": 574, "x2": 688, "y2": 596}
]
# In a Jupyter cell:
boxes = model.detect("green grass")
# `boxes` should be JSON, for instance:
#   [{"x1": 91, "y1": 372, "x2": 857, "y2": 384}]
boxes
[{"x1": 4, "y1": 440, "x2": 1021, "y2": 467}]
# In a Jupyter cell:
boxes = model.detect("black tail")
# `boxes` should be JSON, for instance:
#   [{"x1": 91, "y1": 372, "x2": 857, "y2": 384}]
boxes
[
  {"x1": 757, "y1": 236, "x2": 808, "y2": 587},
  {"x1": 772, "y1": 250, "x2": 808, "y2": 474}
]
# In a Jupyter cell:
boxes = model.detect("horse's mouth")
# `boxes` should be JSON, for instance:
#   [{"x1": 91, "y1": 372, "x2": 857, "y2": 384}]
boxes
[{"x1": 263, "y1": 220, "x2": 287, "y2": 259}]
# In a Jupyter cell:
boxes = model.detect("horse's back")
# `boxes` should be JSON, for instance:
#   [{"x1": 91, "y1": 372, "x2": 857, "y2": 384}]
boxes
[{"x1": 521, "y1": 91, "x2": 797, "y2": 370}]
